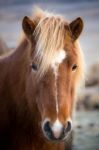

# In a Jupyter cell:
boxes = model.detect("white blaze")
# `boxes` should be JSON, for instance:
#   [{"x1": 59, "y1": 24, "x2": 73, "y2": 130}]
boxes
[
  {"x1": 51, "y1": 49, "x2": 66, "y2": 66},
  {"x1": 52, "y1": 119, "x2": 63, "y2": 138},
  {"x1": 51, "y1": 49, "x2": 66, "y2": 114}
]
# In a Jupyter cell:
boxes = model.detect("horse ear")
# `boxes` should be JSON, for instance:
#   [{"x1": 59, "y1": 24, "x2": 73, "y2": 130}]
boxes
[
  {"x1": 22, "y1": 16, "x2": 36, "y2": 39},
  {"x1": 69, "y1": 17, "x2": 83, "y2": 41}
]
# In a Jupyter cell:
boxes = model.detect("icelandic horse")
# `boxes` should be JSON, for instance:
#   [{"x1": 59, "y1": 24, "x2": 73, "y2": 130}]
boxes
[{"x1": 0, "y1": 8, "x2": 84, "y2": 150}]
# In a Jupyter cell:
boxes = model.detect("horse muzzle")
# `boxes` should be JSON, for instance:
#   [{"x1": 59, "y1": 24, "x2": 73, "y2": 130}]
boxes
[{"x1": 42, "y1": 119, "x2": 72, "y2": 142}]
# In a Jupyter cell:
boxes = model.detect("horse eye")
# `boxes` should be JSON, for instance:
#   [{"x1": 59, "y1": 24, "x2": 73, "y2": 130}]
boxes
[
  {"x1": 72, "y1": 64, "x2": 77, "y2": 71},
  {"x1": 32, "y1": 64, "x2": 38, "y2": 71}
]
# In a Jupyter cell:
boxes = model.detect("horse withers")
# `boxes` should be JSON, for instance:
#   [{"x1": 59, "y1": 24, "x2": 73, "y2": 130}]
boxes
[{"x1": 0, "y1": 8, "x2": 84, "y2": 150}]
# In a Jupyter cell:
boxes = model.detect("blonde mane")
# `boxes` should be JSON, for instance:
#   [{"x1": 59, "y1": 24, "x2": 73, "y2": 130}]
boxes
[
  {"x1": 33, "y1": 9, "x2": 66, "y2": 78},
  {"x1": 20, "y1": 8, "x2": 85, "y2": 85}
]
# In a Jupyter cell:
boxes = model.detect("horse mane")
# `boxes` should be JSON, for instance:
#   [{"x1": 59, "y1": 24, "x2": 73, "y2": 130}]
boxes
[
  {"x1": 17, "y1": 7, "x2": 85, "y2": 85},
  {"x1": 32, "y1": 8, "x2": 66, "y2": 78},
  {"x1": 32, "y1": 8, "x2": 85, "y2": 86},
  {"x1": 74, "y1": 41, "x2": 85, "y2": 87}
]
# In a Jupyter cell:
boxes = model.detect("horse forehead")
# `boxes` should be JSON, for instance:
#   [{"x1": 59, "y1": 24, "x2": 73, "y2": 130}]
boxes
[{"x1": 51, "y1": 49, "x2": 66, "y2": 67}]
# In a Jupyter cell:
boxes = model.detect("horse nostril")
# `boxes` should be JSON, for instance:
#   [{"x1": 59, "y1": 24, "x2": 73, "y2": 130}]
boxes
[
  {"x1": 43, "y1": 120, "x2": 63, "y2": 140},
  {"x1": 43, "y1": 120, "x2": 72, "y2": 141},
  {"x1": 43, "y1": 121, "x2": 52, "y2": 136},
  {"x1": 65, "y1": 121, "x2": 72, "y2": 133}
]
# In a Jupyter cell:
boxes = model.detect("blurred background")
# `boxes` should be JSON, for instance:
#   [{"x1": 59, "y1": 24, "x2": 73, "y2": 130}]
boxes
[{"x1": 0, "y1": 0, "x2": 99, "y2": 149}]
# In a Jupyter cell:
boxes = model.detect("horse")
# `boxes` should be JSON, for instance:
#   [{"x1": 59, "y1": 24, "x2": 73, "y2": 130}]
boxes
[{"x1": 0, "y1": 8, "x2": 84, "y2": 150}]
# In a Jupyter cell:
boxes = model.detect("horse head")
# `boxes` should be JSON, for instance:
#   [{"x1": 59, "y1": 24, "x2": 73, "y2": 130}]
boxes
[{"x1": 22, "y1": 8, "x2": 84, "y2": 142}]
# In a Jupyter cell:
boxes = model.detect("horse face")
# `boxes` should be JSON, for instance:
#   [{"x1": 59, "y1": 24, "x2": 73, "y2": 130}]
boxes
[
  {"x1": 22, "y1": 15, "x2": 83, "y2": 142},
  {"x1": 35, "y1": 48, "x2": 78, "y2": 141}
]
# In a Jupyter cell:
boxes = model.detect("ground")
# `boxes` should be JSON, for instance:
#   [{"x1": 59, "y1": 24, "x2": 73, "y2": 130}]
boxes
[{"x1": 73, "y1": 111, "x2": 99, "y2": 150}]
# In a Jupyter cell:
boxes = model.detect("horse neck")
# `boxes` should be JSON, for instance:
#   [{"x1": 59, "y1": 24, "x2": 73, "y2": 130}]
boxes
[{"x1": 2, "y1": 38, "x2": 31, "y2": 104}]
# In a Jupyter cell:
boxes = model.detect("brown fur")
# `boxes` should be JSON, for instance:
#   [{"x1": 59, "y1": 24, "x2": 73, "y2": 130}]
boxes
[{"x1": 0, "y1": 8, "x2": 84, "y2": 150}]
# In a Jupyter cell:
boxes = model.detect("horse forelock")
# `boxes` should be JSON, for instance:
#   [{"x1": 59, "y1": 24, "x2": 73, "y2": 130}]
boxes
[
  {"x1": 30, "y1": 8, "x2": 85, "y2": 87},
  {"x1": 33, "y1": 12, "x2": 66, "y2": 79}
]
